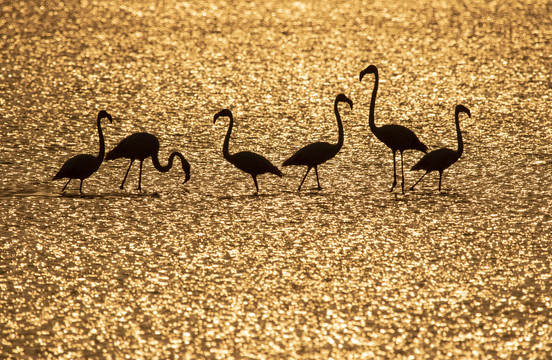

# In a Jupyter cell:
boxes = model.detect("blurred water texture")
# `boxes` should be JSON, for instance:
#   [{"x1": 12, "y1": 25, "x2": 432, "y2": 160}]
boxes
[{"x1": 1, "y1": 0, "x2": 552, "y2": 358}]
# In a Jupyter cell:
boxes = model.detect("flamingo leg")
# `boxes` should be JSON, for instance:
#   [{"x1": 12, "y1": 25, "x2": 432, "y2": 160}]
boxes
[
  {"x1": 400, "y1": 151, "x2": 405, "y2": 194},
  {"x1": 79, "y1": 179, "x2": 84, "y2": 194},
  {"x1": 61, "y1": 178, "x2": 71, "y2": 192},
  {"x1": 390, "y1": 150, "x2": 397, "y2": 192},
  {"x1": 314, "y1": 166, "x2": 322, "y2": 190},
  {"x1": 410, "y1": 171, "x2": 428, "y2": 191},
  {"x1": 251, "y1": 174, "x2": 259, "y2": 194},
  {"x1": 438, "y1": 171, "x2": 443, "y2": 192},
  {"x1": 138, "y1": 160, "x2": 143, "y2": 191},
  {"x1": 298, "y1": 167, "x2": 312, "y2": 191},
  {"x1": 120, "y1": 159, "x2": 134, "y2": 189}
]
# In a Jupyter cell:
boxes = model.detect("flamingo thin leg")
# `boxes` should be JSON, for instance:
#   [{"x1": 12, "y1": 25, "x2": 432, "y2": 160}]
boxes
[
  {"x1": 390, "y1": 150, "x2": 397, "y2": 192},
  {"x1": 61, "y1": 178, "x2": 71, "y2": 192},
  {"x1": 138, "y1": 160, "x2": 143, "y2": 191},
  {"x1": 410, "y1": 172, "x2": 428, "y2": 190},
  {"x1": 400, "y1": 151, "x2": 405, "y2": 194},
  {"x1": 438, "y1": 171, "x2": 443, "y2": 192},
  {"x1": 314, "y1": 166, "x2": 322, "y2": 190},
  {"x1": 79, "y1": 179, "x2": 84, "y2": 194},
  {"x1": 252, "y1": 175, "x2": 259, "y2": 193},
  {"x1": 120, "y1": 159, "x2": 134, "y2": 189},
  {"x1": 298, "y1": 167, "x2": 311, "y2": 191}
]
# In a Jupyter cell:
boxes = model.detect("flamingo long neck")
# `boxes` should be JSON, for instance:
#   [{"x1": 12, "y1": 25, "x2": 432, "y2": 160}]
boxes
[
  {"x1": 152, "y1": 151, "x2": 184, "y2": 173},
  {"x1": 334, "y1": 99, "x2": 344, "y2": 151},
  {"x1": 96, "y1": 115, "x2": 105, "y2": 163},
  {"x1": 455, "y1": 110, "x2": 463, "y2": 157},
  {"x1": 222, "y1": 114, "x2": 233, "y2": 160},
  {"x1": 368, "y1": 70, "x2": 379, "y2": 133}
]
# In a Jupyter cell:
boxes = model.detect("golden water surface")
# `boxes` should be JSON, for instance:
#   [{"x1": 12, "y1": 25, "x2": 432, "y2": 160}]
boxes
[{"x1": 1, "y1": 0, "x2": 551, "y2": 358}]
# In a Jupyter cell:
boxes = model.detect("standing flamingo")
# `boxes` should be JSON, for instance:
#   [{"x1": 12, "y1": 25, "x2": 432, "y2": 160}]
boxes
[
  {"x1": 360, "y1": 64, "x2": 427, "y2": 194},
  {"x1": 105, "y1": 132, "x2": 191, "y2": 191},
  {"x1": 410, "y1": 105, "x2": 471, "y2": 191},
  {"x1": 213, "y1": 109, "x2": 283, "y2": 194},
  {"x1": 53, "y1": 110, "x2": 113, "y2": 194},
  {"x1": 282, "y1": 93, "x2": 353, "y2": 191}
]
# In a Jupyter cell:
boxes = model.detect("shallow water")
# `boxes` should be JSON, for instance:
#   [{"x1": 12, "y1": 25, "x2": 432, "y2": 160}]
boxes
[{"x1": 1, "y1": 0, "x2": 552, "y2": 358}]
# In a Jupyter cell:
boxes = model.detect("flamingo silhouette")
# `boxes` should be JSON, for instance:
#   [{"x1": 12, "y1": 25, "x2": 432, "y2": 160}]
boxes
[
  {"x1": 282, "y1": 93, "x2": 353, "y2": 191},
  {"x1": 105, "y1": 132, "x2": 191, "y2": 191},
  {"x1": 360, "y1": 64, "x2": 427, "y2": 194},
  {"x1": 213, "y1": 109, "x2": 283, "y2": 194},
  {"x1": 53, "y1": 110, "x2": 113, "y2": 194},
  {"x1": 410, "y1": 105, "x2": 471, "y2": 191}
]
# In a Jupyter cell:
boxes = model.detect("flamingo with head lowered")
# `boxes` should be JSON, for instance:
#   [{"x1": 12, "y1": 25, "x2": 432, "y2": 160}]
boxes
[{"x1": 105, "y1": 132, "x2": 190, "y2": 191}]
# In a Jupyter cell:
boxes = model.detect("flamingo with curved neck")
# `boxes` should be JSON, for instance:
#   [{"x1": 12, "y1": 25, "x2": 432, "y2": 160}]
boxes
[
  {"x1": 53, "y1": 110, "x2": 113, "y2": 194},
  {"x1": 105, "y1": 132, "x2": 190, "y2": 191},
  {"x1": 282, "y1": 93, "x2": 353, "y2": 191},
  {"x1": 213, "y1": 109, "x2": 283, "y2": 194},
  {"x1": 360, "y1": 64, "x2": 427, "y2": 194},
  {"x1": 410, "y1": 105, "x2": 471, "y2": 191}
]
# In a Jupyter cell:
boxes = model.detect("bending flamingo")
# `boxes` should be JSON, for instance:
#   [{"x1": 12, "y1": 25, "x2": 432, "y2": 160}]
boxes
[
  {"x1": 282, "y1": 93, "x2": 353, "y2": 191},
  {"x1": 213, "y1": 109, "x2": 282, "y2": 194},
  {"x1": 105, "y1": 132, "x2": 190, "y2": 191},
  {"x1": 410, "y1": 105, "x2": 471, "y2": 191},
  {"x1": 53, "y1": 110, "x2": 113, "y2": 194},
  {"x1": 360, "y1": 64, "x2": 427, "y2": 194}
]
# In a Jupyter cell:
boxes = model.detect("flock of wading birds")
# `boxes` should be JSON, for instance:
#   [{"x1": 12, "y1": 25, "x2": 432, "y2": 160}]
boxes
[{"x1": 53, "y1": 64, "x2": 472, "y2": 195}]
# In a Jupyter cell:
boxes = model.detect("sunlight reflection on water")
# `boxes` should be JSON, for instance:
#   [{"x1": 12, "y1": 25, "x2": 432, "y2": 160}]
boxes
[{"x1": 1, "y1": 0, "x2": 552, "y2": 358}]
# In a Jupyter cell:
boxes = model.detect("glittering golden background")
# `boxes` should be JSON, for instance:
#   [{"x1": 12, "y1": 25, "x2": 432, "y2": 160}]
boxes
[{"x1": 1, "y1": 0, "x2": 551, "y2": 358}]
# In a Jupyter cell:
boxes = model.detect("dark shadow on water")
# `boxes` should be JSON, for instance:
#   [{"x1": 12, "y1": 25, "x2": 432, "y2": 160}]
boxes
[
  {"x1": 0, "y1": 189, "x2": 163, "y2": 199},
  {"x1": 60, "y1": 193, "x2": 96, "y2": 199},
  {"x1": 218, "y1": 192, "x2": 281, "y2": 201},
  {"x1": 0, "y1": 190, "x2": 60, "y2": 198},
  {"x1": 405, "y1": 189, "x2": 468, "y2": 201},
  {"x1": 280, "y1": 188, "x2": 327, "y2": 196},
  {"x1": 66, "y1": 191, "x2": 164, "y2": 199}
]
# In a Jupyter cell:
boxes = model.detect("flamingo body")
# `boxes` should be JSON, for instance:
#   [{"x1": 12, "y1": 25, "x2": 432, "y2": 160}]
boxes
[
  {"x1": 106, "y1": 132, "x2": 160, "y2": 162},
  {"x1": 282, "y1": 142, "x2": 339, "y2": 168},
  {"x1": 54, "y1": 154, "x2": 101, "y2": 181},
  {"x1": 213, "y1": 109, "x2": 282, "y2": 193},
  {"x1": 53, "y1": 110, "x2": 112, "y2": 194},
  {"x1": 374, "y1": 124, "x2": 427, "y2": 154},
  {"x1": 411, "y1": 148, "x2": 458, "y2": 173},
  {"x1": 283, "y1": 93, "x2": 353, "y2": 191},
  {"x1": 228, "y1": 151, "x2": 283, "y2": 179},
  {"x1": 106, "y1": 132, "x2": 191, "y2": 191}
]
